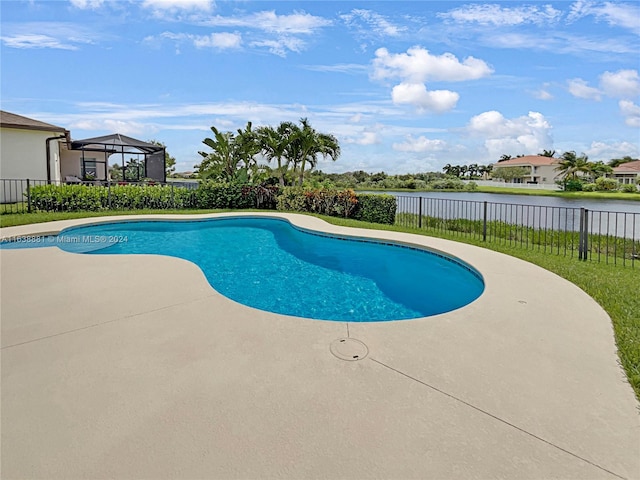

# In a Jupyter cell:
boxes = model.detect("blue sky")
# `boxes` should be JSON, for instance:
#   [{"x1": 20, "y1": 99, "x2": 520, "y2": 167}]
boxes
[{"x1": 1, "y1": 0, "x2": 639, "y2": 174}]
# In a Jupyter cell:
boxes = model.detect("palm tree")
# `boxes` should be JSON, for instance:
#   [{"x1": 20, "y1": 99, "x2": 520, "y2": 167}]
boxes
[
  {"x1": 538, "y1": 149, "x2": 556, "y2": 158},
  {"x1": 257, "y1": 121, "x2": 296, "y2": 186},
  {"x1": 555, "y1": 151, "x2": 591, "y2": 181},
  {"x1": 234, "y1": 121, "x2": 261, "y2": 179},
  {"x1": 290, "y1": 118, "x2": 341, "y2": 186},
  {"x1": 443, "y1": 163, "x2": 452, "y2": 175},
  {"x1": 499, "y1": 154, "x2": 512, "y2": 162}
]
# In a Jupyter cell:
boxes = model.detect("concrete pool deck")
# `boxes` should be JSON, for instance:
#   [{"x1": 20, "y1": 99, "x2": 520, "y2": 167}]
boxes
[{"x1": 1, "y1": 212, "x2": 638, "y2": 480}]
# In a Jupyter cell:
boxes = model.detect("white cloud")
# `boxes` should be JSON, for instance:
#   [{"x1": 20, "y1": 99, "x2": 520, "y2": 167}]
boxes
[
  {"x1": 600, "y1": 69, "x2": 640, "y2": 98},
  {"x1": 568, "y1": 1, "x2": 640, "y2": 33},
  {"x1": 0, "y1": 33, "x2": 78, "y2": 50},
  {"x1": 302, "y1": 63, "x2": 368, "y2": 74},
  {"x1": 142, "y1": 0, "x2": 214, "y2": 17},
  {"x1": 203, "y1": 11, "x2": 331, "y2": 34},
  {"x1": 372, "y1": 47, "x2": 490, "y2": 113},
  {"x1": 193, "y1": 32, "x2": 241, "y2": 49},
  {"x1": 71, "y1": 119, "x2": 154, "y2": 137},
  {"x1": 372, "y1": 46, "x2": 493, "y2": 83},
  {"x1": 69, "y1": 0, "x2": 104, "y2": 9},
  {"x1": 393, "y1": 136, "x2": 447, "y2": 152},
  {"x1": 340, "y1": 9, "x2": 406, "y2": 38},
  {"x1": 567, "y1": 78, "x2": 602, "y2": 100},
  {"x1": 533, "y1": 89, "x2": 554, "y2": 100},
  {"x1": 391, "y1": 83, "x2": 459, "y2": 113},
  {"x1": 155, "y1": 31, "x2": 241, "y2": 51},
  {"x1": 440, "y1": 3, "x2": 562, "y2": 26},
  {"x1": 467, "y1": 111, "x2": 553, "y2": 159},
  {"x1": 619, "y1": 100, "x2": 640, "y2": 127},
  {"x1": 1, "y1": 22, "x2": 98, "y2": 50},
  {"x1": 250, "y1": 36, "x2": 305, "y2": 57},
  {"x1": 585, "y1": 140, "x2": 640, "y2": 160}
]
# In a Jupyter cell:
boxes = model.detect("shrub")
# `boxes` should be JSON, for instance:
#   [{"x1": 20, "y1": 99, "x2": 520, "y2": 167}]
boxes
[
  {"x1": 194, "y1": 182, "x2": 279, "y2": 209},
  {"x1": 620, "y1": 183, "x2": 638, "y2": 193},
  {"x1": 563, "y1": 179, "x2": 583, "y2": 191},
  {"x1": 429, "y1": 177, "x2": 465, "y2": 190},
  {"x1": 582, "y1": 183, "x2": 597, "y2": 192},
  {"x1": 595, "y1": 177, "x2": 618, "y2": 191},
  {"x1": 352, "y1": 194, "x2": 396, "y2": 225},
  {"x1": 29, "y1": 183, "x2": 198, "y2": 212},
  {"x1": 276, "y1": 187, "x2": 358, "y2": 218},
  {"x1": 465, "y1": 181, "x2": 478, "y2": 191}
]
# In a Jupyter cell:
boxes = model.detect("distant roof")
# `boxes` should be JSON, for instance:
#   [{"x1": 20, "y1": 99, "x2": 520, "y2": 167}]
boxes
[
  {"x1": 71, "y1": 133, "x2": 164, "y2": 154},
  {"x1": 494, "y1": 155, "x2": 558, "y2": 167},
  {"x1": 0, "y1": 110, "x2": 66, "y2": 133},
  {"x1": 612, "y1": 160, "x2": 640, "y2": 173}
]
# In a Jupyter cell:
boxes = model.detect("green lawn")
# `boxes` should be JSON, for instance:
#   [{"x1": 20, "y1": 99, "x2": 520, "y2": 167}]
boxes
[{"x1": 1, "y1": 209, "x2": 638, "y2": 401}]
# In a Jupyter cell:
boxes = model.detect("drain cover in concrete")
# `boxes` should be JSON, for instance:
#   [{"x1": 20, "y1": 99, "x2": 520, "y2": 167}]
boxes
[{"x1": 330, "y1": 338, "x2": 369, "y2": 361}]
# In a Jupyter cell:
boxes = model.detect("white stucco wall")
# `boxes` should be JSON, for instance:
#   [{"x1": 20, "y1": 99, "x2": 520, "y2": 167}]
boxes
[{"x1": 0, "y1": 127, "x2": 64, "y2": 181}]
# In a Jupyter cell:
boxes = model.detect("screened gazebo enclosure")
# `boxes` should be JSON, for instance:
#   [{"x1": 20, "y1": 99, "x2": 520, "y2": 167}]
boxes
[{"x1": 70, "y1": 133, "x2": 166, "y2": 182}]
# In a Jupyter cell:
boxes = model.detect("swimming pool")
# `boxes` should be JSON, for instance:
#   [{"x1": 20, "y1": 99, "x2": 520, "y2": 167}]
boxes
[{"x1": 4, "y1": 217, "x2": 484, "y2": 321}]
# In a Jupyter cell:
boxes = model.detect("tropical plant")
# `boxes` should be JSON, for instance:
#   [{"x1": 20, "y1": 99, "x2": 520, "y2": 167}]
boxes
[
  {"x1": 196, "y1": 126, "x2": 238, "y2": 181},
  {"x1": 538, "y1": 149, "x2": 556, "y2": 158},
  {"x1": 554, "y1": 151, "x2": 591, "y2": 184},
  {"x1": 257, "y1": 121, "x2": 296, "y2": 186},
  {"x1": 498, "y1": 154, "x2": 512, "y2": 162},
  {"x1": 288, "y1": 118, "x2": 341, "y2": 186},
  {"x1": 608, "y1": 156, "x2": 636, "y2": 168}
]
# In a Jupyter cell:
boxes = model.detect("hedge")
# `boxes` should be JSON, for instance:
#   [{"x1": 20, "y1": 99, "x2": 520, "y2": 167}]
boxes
[
  {"x1": 29, "y1": 184, "x2": 197, "y2": 212},
  {"x1": 275, "y1": 187, "x2": 358, "y2": 218},
  {"x1": 351, "y1": 193, "x2": 396, "y2": 225},
  {"x1": 275, "y1": 188, "x2": 396, "y2": 225},
  {"x1": 28, "y1": 183, "x2": 395, "y2": 224}
]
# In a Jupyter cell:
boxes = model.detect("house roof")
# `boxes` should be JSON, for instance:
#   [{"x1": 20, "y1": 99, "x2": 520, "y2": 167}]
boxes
[
  {"x1": 0, "y1": 110, "x2": 67, "y2": 133},
  {"x1": 494, "y1": 155, "x2": 558, "y2": 167},
  {"x1": 612, "y1": 160, "x2": 640, "y2": 174}
]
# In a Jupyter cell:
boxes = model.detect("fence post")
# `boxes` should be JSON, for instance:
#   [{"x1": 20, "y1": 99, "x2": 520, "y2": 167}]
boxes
[
  {"x1": 578, "y1": 207, "x2": 590, "y2": 261},
  {"x1": 26, "y1": 179, "x2": 32, "y2": 213},
  {"x1": 482, "y1": 201, "x2": 487, "y2": 241},
  {"x1": 418, "y1": 197, "x2": 422, "y2": 229}
]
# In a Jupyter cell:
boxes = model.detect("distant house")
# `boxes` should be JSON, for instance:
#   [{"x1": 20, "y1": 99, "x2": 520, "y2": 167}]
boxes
[
  {"x1": 0, "y1": 110, "x2": 166, "y2": 183},
  {"x1": 491, "y1": 155, "x2": 561, "y2": 185},
  {"x1": 610, "y1": 160, "x2": 640, "y2": 185}
]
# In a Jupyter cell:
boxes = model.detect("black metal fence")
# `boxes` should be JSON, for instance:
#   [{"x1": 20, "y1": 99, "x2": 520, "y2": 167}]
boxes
[{"x1": 395, "y1": 195, "x2": 639, "y2": 268}]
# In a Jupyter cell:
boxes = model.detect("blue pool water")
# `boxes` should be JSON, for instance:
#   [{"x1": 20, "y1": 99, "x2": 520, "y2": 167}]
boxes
[{"x1": 2, "y1": 217, "x2": 484, "y2": 321}]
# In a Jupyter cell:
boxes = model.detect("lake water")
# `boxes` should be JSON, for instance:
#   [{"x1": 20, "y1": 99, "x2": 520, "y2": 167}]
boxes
[
  {"x1": 373, "y1": 191, "x2": 640, "y2": 214},
  {"x1": 367, "y1": 191, "x2": 639, "y2": 239}
]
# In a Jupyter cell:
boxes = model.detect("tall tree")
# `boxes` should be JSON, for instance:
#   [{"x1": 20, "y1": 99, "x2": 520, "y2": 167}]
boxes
[
  {"x1": 538, "y1": 149, "x2": 556, "y2": 158},
  {"x1": 499, "y1": 154, "x2": 512, "y2": 162},
  {"x1": 555, "y1": 151, "x2": 591, "y2": 180},
  {"x1": 257, "y1": 121, "x2": 296, "y2": 186},
  {"x1": 290, "y1": 118, "x2": 340, "y2": 186},
  {"x1": 608, "y1": 156, "x2": 636, "y2": 168},
  {"x1": 196, "y1": 126, "x2": 238, "y2": 181}
]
